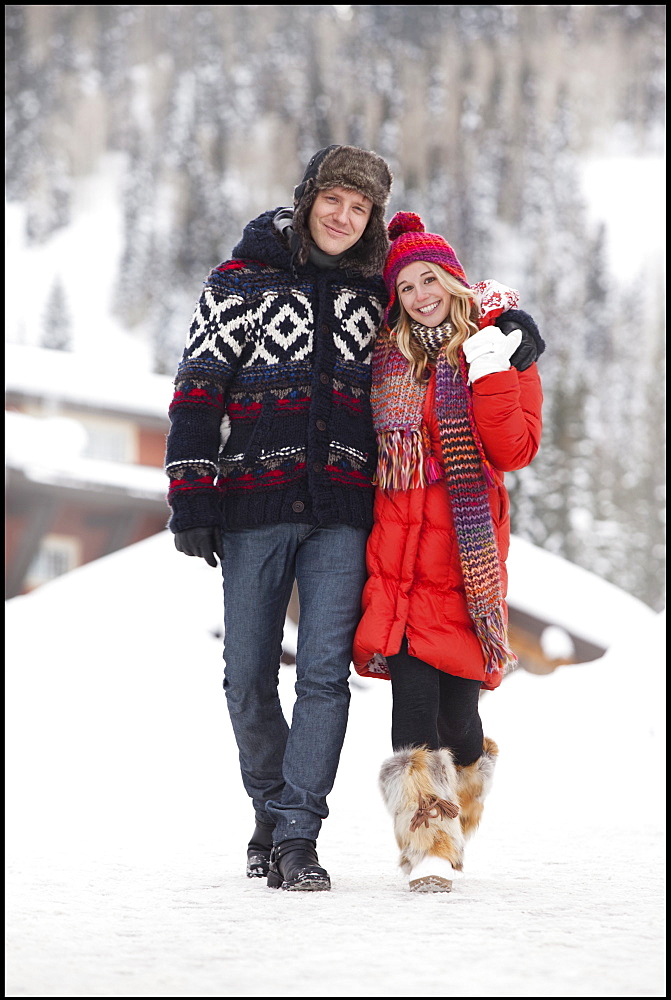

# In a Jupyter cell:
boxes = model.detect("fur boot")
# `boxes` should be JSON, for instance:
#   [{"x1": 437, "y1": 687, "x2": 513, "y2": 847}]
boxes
[
  {"x1": 378, "y1": 746, "x2": 465, "y2": 892},
  {"x1": 455, "y1": 737, "x2": 499, "y2": 840}
]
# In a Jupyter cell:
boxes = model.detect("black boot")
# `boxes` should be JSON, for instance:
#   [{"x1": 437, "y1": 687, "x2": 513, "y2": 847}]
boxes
[
  {"x1": 246, "y1": 821, "x2": 274, "y2": 879},
  {"x1": 267, "y1": 838, "x2": 331, "y2": 891}
]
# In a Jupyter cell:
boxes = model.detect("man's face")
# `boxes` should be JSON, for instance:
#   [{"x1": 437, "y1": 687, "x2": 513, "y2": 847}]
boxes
[{"x1": 308, "y1": 186, "x2": 373, "y2": 255}]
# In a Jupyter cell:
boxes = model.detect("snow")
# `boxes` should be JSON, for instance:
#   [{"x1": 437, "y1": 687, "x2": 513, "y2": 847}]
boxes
[
  {"x1": 5, "y1": 410, "x2": 168, "y2": 499},
  {"x1": 5, "y1": 153, "x2": 154, "y2": 370},
  {"x1": 5, "y1": 343, "x2": 174, "y2": 420},
  {"x1": 5, "y1": 531, "x2": 666, "y2": 998},
  {"x1": 540, "y1": 623, "x2": 575, "y2": 660},
  {"x1": 579, "y1": 156, "x2": 666, "y2": 282},
  {"x1": 5, "y1": 344, "x2": 173, "y2": 500},
  {"x1": 505, "y1": 533, "x2": 655, "y2": 650}
]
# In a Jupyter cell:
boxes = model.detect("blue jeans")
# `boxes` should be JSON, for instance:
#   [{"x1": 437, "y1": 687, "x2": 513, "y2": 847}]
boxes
[{"x1": 220, "y1": 523, "x2": 368, "y2": 844}]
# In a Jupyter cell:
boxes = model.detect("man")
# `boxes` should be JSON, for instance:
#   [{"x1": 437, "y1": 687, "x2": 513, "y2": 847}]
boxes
[{"x1": 165, "y1": 145, "x2": 393, "y2": 890}]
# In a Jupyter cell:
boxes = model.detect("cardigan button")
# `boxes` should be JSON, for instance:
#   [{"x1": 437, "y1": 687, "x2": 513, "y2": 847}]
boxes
[
  {"x1": 319, "y1": 372, "x2": 330, "y2": 384},
  {"x1": 292, "y1": 501, "x2": 305, "y2": 513},
  {"x1": 316, "y1": 419, "x2": 327, "y2": 431},
  {"x1": 313, "y1": 462, "x2": 323, "y2": 473}
]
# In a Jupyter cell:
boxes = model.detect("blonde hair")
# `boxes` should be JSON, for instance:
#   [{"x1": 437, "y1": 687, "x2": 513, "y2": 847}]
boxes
[{"x1": 392, "y1": 263, "x2": 479, "y2": 381}]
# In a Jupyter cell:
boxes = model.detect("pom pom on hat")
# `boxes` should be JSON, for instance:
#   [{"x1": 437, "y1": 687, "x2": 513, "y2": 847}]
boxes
[
  {"x1": 383, "y1": 211, "x2": 471, "y2": 323},
  {"x1": 387, "y1": 211, "x2": 425, "y2": 241}
]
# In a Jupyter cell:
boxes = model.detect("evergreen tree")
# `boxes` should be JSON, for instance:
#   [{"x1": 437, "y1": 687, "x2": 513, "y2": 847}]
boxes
[{"x1": 41, "y1": 276, "x2": 72, "y2": 351}]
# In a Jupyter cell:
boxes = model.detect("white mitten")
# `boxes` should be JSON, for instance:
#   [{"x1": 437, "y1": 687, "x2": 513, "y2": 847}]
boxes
[{"x1": 463, "y1": 325, "x2": 523, "y2": 383}]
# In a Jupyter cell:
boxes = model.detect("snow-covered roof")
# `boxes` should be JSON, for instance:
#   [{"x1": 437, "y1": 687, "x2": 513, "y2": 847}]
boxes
[
  {"x1": 505, "y1": 534, "x2": 655, "y2": 651},
  {"x1": 6, "y1": 409, "x2": 167, "y2": 500},
  {"x1": 5, "y1": 343, "x2": 174, "y2": 421}
]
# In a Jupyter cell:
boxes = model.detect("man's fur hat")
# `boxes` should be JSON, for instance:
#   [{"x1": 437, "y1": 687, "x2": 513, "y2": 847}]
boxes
[{"x1": 291, "y1": 144, "x2": 393, "y2": 276}]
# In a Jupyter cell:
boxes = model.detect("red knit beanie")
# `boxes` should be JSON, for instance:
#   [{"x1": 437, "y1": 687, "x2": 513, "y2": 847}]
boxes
[{"x1": 383, "y1": 212, "x2": 471, "y2": 322}]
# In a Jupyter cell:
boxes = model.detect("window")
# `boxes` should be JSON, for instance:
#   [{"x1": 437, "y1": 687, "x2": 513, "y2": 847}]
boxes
[
  {"x1": 22, "y1": 404, "x2": 138, "y2": 464},
  {"x1": 25, "y1": 534, "x2": 81, "y2": 588},
  {"x1": 78, "y1": 417, "x2": 137, "y2": 463}
]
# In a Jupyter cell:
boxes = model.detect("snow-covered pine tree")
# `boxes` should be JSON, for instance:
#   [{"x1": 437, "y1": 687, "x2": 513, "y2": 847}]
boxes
[{"x1": 40, "y1": 276, "x2": 72, "y2": 351}]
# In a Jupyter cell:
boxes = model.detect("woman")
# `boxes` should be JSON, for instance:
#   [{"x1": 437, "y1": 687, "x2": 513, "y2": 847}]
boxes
[{"x1": 353, "y1": 212, "x2": 544, "y2": 892}]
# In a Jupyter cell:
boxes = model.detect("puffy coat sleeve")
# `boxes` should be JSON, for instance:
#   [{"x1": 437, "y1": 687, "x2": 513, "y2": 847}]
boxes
[{"x1": 471, "y1": 363, "x2": 543, "y2": 472}]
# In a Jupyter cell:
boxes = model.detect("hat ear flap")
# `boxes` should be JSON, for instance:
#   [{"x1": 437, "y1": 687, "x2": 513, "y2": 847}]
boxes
[
  {"x1": 290, "y1": 180, "x2": 319, "y2": 266},
  {"x1": 293, "y1": 175, "x2": 316, "y2": 206}
]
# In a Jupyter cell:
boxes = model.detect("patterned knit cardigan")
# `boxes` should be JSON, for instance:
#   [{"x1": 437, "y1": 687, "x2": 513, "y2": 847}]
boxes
[{"x1": 164, "y1": 209, "x2": 388, "y2": 533}]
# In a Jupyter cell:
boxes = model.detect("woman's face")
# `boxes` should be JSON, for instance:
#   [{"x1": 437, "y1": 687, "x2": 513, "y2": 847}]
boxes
[{"x1": 396, "y1": 262, "x2": 451, "y2": 326}]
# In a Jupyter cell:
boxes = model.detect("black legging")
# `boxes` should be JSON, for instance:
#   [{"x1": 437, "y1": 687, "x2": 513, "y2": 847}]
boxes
[{"x1": 386, "y1": 637, "x2": 484, "y2": 767}]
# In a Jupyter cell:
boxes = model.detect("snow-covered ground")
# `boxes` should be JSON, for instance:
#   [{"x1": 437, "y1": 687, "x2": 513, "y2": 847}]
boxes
[{"x1": 5, "y1": 532, "x2": 665, "y2": 998}]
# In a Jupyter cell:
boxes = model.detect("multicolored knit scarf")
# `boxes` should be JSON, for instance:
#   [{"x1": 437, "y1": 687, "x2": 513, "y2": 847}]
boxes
[
  {"x1": 411, "y1": 319, "x2": 454, "y2": 358},
  {"x1": 370, "y1": 280, "x2": 520, "y2": 681}
]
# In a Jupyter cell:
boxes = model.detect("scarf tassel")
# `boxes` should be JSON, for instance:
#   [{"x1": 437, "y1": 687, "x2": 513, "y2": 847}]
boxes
[
  {"x1": 424, "y1": 454, "x2": 443, "y2": 484},
  {"x1": 376, "y1": 429, "x2": 429, "y2": 491},
  {"x1": 473, "y1": 606, "x2": 518, "y2": 677},
  {"x1": 421, "y1": 424, "x2": 443, "y2": 484}
]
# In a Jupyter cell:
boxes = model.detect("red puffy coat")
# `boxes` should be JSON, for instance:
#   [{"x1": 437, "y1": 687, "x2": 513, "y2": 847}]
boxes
[{"x1": 352, "y1": 363, "x2": 543, "y2": 689}]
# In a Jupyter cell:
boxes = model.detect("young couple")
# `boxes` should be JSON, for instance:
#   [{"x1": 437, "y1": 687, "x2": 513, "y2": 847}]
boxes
[{"x1": 165, "y1": 145, "x2": 544, "y2": 894}]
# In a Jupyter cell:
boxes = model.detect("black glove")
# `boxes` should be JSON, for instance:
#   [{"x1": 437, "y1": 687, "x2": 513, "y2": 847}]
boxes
[
  {"x1": 174, "y1": 527, "x2": 224, "y2": 568},
  {"x1": 495, "y1": 308, "x2": 546, "y2": 372}
]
